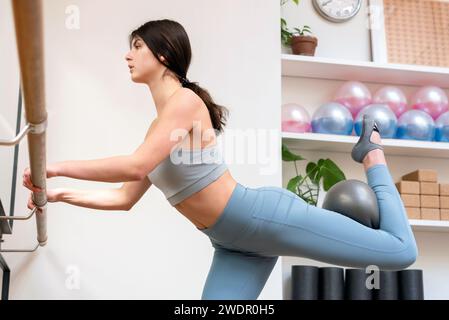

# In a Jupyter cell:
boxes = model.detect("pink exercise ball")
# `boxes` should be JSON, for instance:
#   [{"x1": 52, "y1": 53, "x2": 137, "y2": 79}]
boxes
[
  {"x1": 334, "y1": 81, "x2": 372, "y2": 119},
  {"x1": 373, "y1": 86, "x2": 408, "y2": 118},
  {"x1": 281, "y1": 103, "x2": 311, "y2": 133},
  {"x1": 410, "y1": 86, "x2": 449, "y2": 120}
]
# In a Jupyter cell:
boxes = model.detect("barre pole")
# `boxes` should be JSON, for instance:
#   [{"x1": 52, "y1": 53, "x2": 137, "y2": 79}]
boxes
[{"x1": 12, "y1": 0, "x2": 48, "y2": 246}]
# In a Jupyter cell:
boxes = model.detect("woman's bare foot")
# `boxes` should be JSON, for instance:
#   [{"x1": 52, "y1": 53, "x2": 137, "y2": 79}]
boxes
[{"x1": 363, "y1": 130, "x2": 387, "y2": 171}]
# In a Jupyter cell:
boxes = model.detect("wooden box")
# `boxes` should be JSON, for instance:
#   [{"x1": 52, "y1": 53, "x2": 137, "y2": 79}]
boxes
[
  {"x1": 440, "y1": 184, "x2": 449, "y2": 196},
  {"x1": 400, "y1": 194, "x2": 420, "y2": 207},
  {"x1": 420, "y1": 182, "x2": 439, "y2": 195},
  {"x1": 405, "y1": 207, "x2": 421, "y2": 220},
  {"x1": 441, "y1": 209, "x2": 449, "y2": 221},
  {"x1": 440, "y1": 196, "x2": 449, "y2": 209},
  {"x1": 420, "y1": 195, "x2": 440, "y2": 208},
  {"x1": 402, "y1": 169, "x2": 437, "y2": 182},
  {"x1": 421, "y1": 208, "x2": 440, "y2": 220},
  {"x1": 396, "y1": 181, "x2": 420, "y2": 194}
]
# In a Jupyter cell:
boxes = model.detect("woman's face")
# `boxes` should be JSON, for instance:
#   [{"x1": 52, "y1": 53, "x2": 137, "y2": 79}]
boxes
[{"x1": 125, "y1": 36, "x2": 162, "y2": 83}]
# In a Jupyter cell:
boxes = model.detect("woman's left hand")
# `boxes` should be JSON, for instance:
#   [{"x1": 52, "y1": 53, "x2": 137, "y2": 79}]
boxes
[
  {"x1": 23, "y1": 167, "x2": 43, "y2": 192},
  {"x1": 27, "y1": 189, "x2": 61, "y2": 212}
]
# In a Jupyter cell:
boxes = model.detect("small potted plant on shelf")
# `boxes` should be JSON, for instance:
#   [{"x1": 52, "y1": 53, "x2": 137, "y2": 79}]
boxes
[
  {"x1": 281, "y1": 21, "x2": 318, "y2": 56},
  {"x1": 280, "y1": 0, "x2": 318, "y2": 56}
]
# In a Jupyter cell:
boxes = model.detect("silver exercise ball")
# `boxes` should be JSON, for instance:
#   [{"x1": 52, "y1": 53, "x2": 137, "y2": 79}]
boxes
[{"x1": 322, "y1": 179, "x2": 380, "y2": 229}]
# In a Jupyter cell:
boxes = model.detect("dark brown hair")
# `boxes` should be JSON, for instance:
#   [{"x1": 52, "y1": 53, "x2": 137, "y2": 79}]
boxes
[{"x1": 129, "y1": 19, "x2": 229, "y2": 134}]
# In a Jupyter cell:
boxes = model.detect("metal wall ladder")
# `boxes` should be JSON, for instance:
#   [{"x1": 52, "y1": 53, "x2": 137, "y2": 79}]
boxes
[{"x1": 0, "y1": 0, "x2": 49, "y2": 300}]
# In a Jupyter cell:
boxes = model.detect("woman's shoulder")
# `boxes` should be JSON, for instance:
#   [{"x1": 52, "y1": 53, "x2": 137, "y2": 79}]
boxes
[{"x1": 171, "y1": 87, "x2": 203, "y2": 107}]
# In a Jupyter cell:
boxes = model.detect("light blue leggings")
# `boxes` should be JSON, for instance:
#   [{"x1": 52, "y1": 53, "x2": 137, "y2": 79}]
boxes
[{"x1": 198, "y1": 164, "x2": 418, "y2": 300}]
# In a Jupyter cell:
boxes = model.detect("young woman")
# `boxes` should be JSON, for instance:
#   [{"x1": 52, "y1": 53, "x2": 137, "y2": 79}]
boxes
[{"x1": 23, "y1": 19, "x2": 418, "y2": 300}]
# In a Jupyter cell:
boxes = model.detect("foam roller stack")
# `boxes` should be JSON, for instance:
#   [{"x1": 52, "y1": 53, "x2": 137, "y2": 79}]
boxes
[{"x1": 291, "y1": 265, "x2": 424, "y2": 300}]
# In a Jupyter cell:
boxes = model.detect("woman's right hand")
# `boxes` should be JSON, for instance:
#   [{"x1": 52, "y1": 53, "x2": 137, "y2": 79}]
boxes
[{"x1": 23, "y1": 167, "x2": 43, "y2": 192}]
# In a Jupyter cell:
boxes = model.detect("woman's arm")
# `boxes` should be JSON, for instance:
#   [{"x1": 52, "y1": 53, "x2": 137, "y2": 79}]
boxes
[
  {"x1": 27, "y1": 178, "x2": 152, "y2": 212},
  {"x1": 51, "y1": 155, "x2": 141, "y2": 183},
  {"x1": 56, "y1": 187, "x2": 130, "y2": 211},
  {"x1": 26, "y1": 89, "x2": 201, "y2": 184}
]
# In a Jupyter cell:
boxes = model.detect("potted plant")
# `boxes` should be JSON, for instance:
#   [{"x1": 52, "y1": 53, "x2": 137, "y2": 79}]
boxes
[
  {"x1": 281, "y1": 0, "x2": 318, "y2": 56},
  {"x1": 282, "y1": 143, "x2": 346, "y2": 206}
]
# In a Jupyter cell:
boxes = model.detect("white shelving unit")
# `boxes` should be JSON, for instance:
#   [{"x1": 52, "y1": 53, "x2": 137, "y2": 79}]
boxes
[
  {"x1": 409, "y1": 219, "x2": 449, "y2": 233},
  {"x1": 281, "y1": 54, "x2": 449, "y2": 89},
  {"x1": 281, "y1": 54, "x2": 449, "y2": 233},
  {"x1": 282, "y1": 132, "x2": 449, "y2": 159}
]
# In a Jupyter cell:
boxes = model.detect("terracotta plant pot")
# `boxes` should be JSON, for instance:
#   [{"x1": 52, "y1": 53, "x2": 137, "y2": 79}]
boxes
[{"x1": 291, "y1": 35, "x2": 318, "y2": 56}]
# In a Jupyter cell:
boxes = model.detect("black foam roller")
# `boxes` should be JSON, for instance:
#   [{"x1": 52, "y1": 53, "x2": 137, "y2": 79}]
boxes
[
  {"x1": 319, "y1": 267, "x2": 344, "y2": 300},
  {"x1": 399, "y1": 269, "x2": 424, "y2": 300},
  {"x1": 374, "y1": 270, "x2": 399, "y2": 300},
  {"x1": 291, "y1": 265, "x2": 319, "y2": 300},
  {"x1": 344, "y1": 268, "x2": 372, "y2": 300}
]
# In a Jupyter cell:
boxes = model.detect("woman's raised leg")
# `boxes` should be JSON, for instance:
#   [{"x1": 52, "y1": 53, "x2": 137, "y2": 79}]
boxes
[{"x1": 230, "y1": 129, "x2": 418, "y2": 270}]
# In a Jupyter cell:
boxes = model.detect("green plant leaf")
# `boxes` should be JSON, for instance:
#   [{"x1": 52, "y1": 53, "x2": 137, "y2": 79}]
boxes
[
  {"x1": 292, "y1": 0, "x2": 300, "y2": 4},
  {"x1": 319, "y1": 159, "x2": 346, "y2": 191},
  {"x1": 311, "y1": 175, "x2": 320, "y2": 187},
  {"x1": 306, "y1": 162, "x2": 319, "y2": 183},
  {"x1": 287, "y1": 175, "x2": 302, "y2": 194},
  {"x1": 322, "y1": 158, "x2": 346, "y2": 181},
  {"x1": 282, "y1": 144, "x2": 306, "y2": 161},
  {"x1": 320, "y1": 167, "x2": 339, "y2": 191},
  {"x1": 281, "y1": 18, "x2": 287, "y2": 27}
]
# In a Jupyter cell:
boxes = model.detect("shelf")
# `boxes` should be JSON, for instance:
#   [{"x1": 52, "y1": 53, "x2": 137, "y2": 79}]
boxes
[
  {"x1": 281, "y1": 132, "x2": 449, "y2": 232},
  {"x1": 282, "y1": 132, "x2": 449, "y2": 159},
  {"x1": 281, "y1": 54, "x2": 449, "y2": 89},
  {"x1": 410, "y1": 219, "x2": 449, "y2": 233}
]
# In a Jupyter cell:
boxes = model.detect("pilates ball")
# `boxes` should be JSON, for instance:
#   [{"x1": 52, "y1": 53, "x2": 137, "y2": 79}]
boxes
[
  {"x1": 435, "y1": 111, "x2": 449, "y2": 142},
  {"x1": 333, "y1": 81, "x2": 372, "y2": 119},
  {"x1": 396, "y1": 110, "x2": 435, "y2": 141},
  {"x1": 281, "y1": 103, "x2": 311, "y2": 133},
  {"x1": 354, "y1": 104, "x2": 398, "y2": 138},
  {"x1": 410, "y1": 86, "x2": 449, "y2": 120},
  {"x1": 311, "y1": 102, "x2": 353, "y2": 135},
  {"x1": 322, "y1": 179, "x2": 380, "y2": 229},
  {"x1": 373, "y1": 86, "x2": 408, "y2": 118}
]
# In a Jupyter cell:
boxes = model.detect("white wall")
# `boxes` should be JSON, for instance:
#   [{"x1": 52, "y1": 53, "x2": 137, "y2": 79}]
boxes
[
  {"x1": 0, "y1": 0, "x2": 21, "y2": 221},
  {"x1": 1, "y1": 0, "x2": 282, "y2": 299},
  {"x1": 281, "y1": 0, "x2": 372, "y2": 61}
]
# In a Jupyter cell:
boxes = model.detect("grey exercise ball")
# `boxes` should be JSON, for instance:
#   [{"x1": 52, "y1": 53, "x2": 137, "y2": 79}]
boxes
[{"x1": 322, "y1": 179, "x2": 380, "y2": 229}]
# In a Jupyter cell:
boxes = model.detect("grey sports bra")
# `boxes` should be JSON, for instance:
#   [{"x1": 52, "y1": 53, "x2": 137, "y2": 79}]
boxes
[{"x1": 147, "y1": 143, "x2": 228, "y2": 206}]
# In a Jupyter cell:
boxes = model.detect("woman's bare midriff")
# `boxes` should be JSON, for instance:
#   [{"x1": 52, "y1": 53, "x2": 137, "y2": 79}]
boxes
[{"x1": 174, "y1": 170, "x2": 238, "y2": 230}]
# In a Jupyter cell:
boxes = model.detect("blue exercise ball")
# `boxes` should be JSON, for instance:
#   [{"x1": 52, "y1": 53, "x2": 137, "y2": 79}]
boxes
[
  {"x1": 396, "y1": 110, "x2": 435, "y2": 141},
  {"x1": 311, "y1": 102, "x2": 353, "y2": 135},
  {"x1": 354, "y1": 103, "x2": 397, "y2": 138},
  {"x1": 322, "y1": 179, "x2": 379, "y2": 229},
  {"x1": 435, "y1": 111, "x2": 449, "y2": 142}
]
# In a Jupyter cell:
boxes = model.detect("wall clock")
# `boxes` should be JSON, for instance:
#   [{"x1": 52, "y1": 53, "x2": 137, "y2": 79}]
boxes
[{"x1": 312, "y1": 0, "x2": 363, "y2": 23}]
